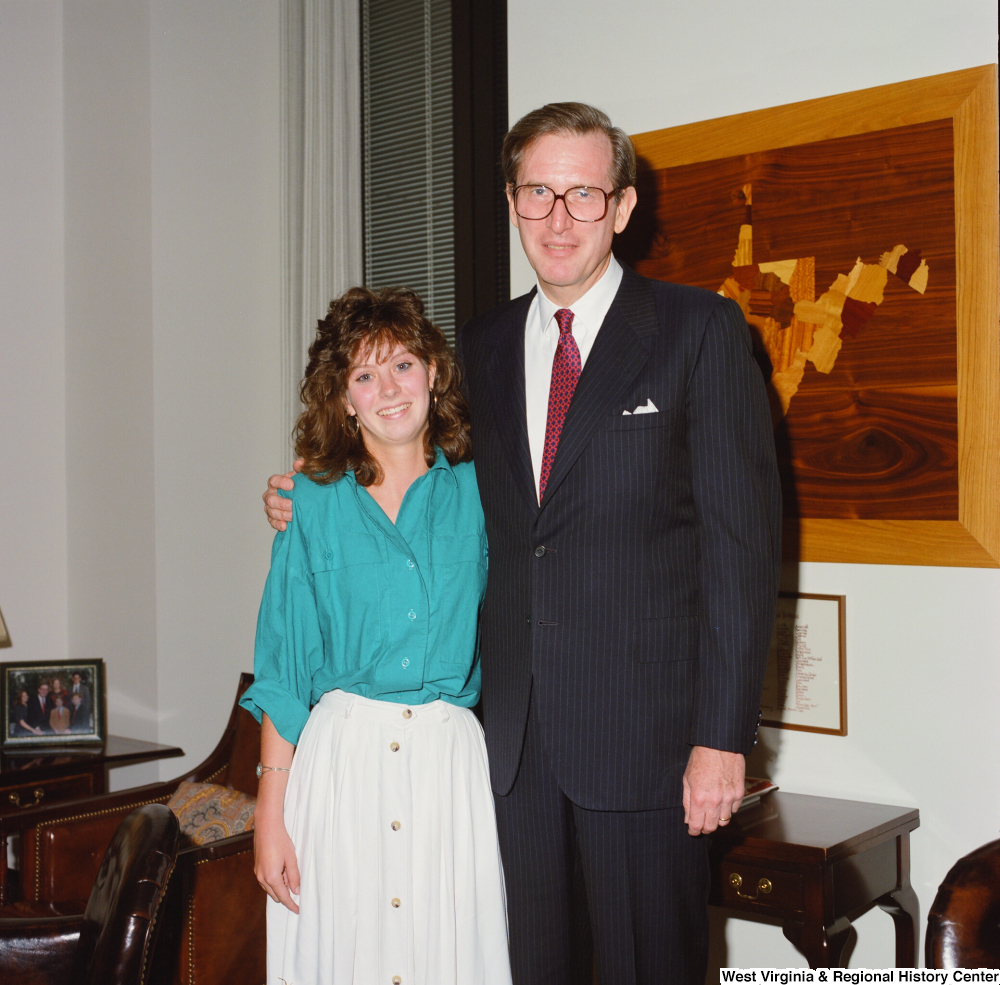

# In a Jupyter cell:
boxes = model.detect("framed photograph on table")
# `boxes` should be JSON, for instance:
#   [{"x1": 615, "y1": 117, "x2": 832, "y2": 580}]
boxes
[
  {"x1": 760, "y1": 593, "x2": 846, "y2": 735},
  {"x1": 1, "y1": 659, "x2": 106, "y2": 748}
]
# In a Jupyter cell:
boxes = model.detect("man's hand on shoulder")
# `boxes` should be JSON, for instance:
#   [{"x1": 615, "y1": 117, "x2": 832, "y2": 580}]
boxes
[
  {"x1": 263, "y1": 459, "x2": 303, "y2": 531},
  {"x1": 682, "y1": 745, "x2": 745, "y2": 836}
]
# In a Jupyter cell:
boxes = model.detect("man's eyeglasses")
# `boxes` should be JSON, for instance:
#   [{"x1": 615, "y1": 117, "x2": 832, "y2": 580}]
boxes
[{"x1": 512, "y1": 184, "x2": 619, "y2": 222}]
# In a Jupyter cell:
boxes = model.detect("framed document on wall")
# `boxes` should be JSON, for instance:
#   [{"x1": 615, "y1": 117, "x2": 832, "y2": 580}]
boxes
[{"x1": 760, "y1": 593, "x2": 846, "y2": 735}]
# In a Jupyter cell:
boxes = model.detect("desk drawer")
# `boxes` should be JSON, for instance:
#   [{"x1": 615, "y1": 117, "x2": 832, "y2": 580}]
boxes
[
  {"x1": 1, "y1": 773, "x2": 95, "y2": 816},
  {"x1": 715, "y1": 861, "x2": 804, "y2": 913}
]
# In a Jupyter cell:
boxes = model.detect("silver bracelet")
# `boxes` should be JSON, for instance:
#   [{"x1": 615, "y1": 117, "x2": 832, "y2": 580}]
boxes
[{"x1": 256, "y1": 762, "x2": 291, "y2": 778}]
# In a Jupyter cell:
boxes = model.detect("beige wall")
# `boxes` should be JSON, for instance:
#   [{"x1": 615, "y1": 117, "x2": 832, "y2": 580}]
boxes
[
  {"x1": 0, "y1": 1, "x2": 285, "y2": 789},
  {"x1": 0, "y1": 1, "x2": 68, "y2": 677},
  {"x1": 507, "y1": 0, "x2": 1000, "y2": 970}
]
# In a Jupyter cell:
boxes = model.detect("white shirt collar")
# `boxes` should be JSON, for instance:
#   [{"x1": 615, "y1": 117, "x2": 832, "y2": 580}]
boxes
[
  {"x1": 523, "y1": 254, "x2": 624, "y2": 501},
  {"x1": 533, "y1": 254, "x2": 623, "y2": 361}
]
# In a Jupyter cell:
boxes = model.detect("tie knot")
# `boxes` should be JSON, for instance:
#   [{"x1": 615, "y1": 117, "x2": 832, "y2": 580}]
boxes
[{"x1": 554, "y1": 308, "x2": 574, "y2": 335}]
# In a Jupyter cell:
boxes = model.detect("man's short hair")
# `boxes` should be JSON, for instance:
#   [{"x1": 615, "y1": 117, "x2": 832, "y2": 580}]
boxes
[{"x1": 501, "y1": 102, "x2": 637, "y2": 197}]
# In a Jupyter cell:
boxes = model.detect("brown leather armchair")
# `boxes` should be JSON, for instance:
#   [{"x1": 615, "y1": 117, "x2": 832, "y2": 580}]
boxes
[
  {"x1": 0, "y1": 673, "x2": 266, "y2": 985},
  {"x1": 0, "y1": 803, "x2": 178, "y2": 985},
  {"x1": 926, "y1": 838, "x2": 1000, "y2": 968}
]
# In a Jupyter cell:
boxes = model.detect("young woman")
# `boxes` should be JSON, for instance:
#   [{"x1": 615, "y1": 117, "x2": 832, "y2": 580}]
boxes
[
  {"x1": 240, "y1": 287, "x2": 510, "y2": 985},
  {"x1": 12, "y1": 690, "x2": 37, "y2": 736}
]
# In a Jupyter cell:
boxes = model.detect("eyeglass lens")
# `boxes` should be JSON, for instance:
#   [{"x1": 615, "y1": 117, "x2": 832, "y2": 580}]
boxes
[{"x1": 514, "y1": 185, "x2": 610, "y2": 221}]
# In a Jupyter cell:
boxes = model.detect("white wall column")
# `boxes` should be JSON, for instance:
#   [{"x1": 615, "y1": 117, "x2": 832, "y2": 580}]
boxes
[
  {"x1": 63, "y1": 1, "x2": 158, "y2": 773},
  {"x1": 0, "y1": 2, "x2": 68, "y2": 668}
]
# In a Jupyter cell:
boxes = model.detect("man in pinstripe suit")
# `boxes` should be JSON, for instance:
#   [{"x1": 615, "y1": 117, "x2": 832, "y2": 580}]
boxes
[
  {"x1": 265, "y1": 103, "x2": 781, "y2": 985},
  {"x1": 457, "y1": 103, "x2": 782, "y2": 985}
]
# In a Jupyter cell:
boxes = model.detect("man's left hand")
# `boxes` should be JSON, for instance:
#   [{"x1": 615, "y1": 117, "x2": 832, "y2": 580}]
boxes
[{"x1": 682, "y1": 746, "x2": 745, "y2": 836}]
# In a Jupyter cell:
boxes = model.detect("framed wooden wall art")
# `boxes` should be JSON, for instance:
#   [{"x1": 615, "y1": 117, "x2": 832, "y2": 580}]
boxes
[{"x1": 623, "y1": 66, "x2": 999, "y2": 566}]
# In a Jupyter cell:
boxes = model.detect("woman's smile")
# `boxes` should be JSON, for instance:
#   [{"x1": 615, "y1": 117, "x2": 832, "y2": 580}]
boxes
[{"x1": 377, "y1": 402, "x2": 412, "y2": 417}]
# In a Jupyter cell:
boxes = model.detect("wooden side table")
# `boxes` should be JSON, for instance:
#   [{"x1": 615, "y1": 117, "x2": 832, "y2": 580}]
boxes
[
  {"x1": 0, "y1": 735, "x2": 184, "y2": 818},
  {"x1": 709, "y1": 792, "x2": 920, "y2": 968}
]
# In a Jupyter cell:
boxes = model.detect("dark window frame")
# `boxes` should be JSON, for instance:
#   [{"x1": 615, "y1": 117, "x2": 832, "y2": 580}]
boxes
[
  {"x1": 361, "y1": 0, "x2": 509, "y2": 341},
  {"x1": 451, "y1": 0, "x2": 509, "y2": 330}
]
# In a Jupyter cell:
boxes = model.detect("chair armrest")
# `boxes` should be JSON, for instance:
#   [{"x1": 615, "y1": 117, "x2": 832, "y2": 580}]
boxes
[
  {"x1": 5, "y1": 783, "x2": 176, "y2": 906},
  {"x1": 179, "y1": 829, "x2": 255, "y2": 863},
  {"x1": 169, "y1": 831, "x2": 266, "y2": 985},
  {"x1": 0, "y1": 912, "x2": 83, "y2": 982}
]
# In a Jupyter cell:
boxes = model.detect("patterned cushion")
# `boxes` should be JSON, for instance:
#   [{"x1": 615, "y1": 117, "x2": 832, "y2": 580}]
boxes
[{"x1": 166, "y1": 780, "x2": 256, "y2": 846}]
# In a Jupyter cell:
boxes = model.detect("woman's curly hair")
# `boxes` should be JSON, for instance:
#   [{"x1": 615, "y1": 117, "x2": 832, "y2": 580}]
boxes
[{"x1": 295, "y1": 285, "x2": 471, "y2": 486}]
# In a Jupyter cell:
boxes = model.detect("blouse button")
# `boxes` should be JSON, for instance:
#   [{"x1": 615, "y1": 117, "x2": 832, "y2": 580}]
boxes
[
  {"x1": 407, "y1": 609, "x2": 416, "y2": 620},
  {"x1": 401, "y1": 658, "x2": 410, "y2": 668},
  {"x1": 406, "y1": 559, "x2": 415, "y2": 569},
  {"x1": 324, "y1": 551, "x2": 333, "y2": 560},
  {"x1": 390, "y1": 742, "x2": 400, "y2": 752}
]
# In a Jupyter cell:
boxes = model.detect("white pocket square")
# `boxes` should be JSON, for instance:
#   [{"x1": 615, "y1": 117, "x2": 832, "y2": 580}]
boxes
[{"x1": 622, "y1": 399, "x2": 659, "y2": 416}]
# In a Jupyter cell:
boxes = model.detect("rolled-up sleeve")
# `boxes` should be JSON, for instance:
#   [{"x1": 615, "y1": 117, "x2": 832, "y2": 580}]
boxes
[{"x1": 240, "y1": 494, "x2": 324, "y2": 745}]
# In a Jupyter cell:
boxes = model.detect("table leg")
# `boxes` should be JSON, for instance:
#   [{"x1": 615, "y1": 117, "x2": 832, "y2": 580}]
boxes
[
  {"x1": 876, "y1": 885, "x2": 919, "y2": 967},
  {"x1": 783, "y1": 915, "x2": 853, "y2": 969}
]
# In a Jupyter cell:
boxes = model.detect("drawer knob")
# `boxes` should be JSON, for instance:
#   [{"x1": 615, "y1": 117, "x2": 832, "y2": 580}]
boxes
[
  {"x1": 729, "y1": 872, "x2": 773, "y2": 900},
  {"x1": 9, "y1": 788, "x2": 45, "y2": 810}
]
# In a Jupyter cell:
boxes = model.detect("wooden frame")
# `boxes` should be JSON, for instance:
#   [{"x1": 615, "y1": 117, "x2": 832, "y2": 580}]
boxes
[
  {"x1": 760, "y1": 593, "x2": 847, "y2": 736},
  {"x1": 2, "y1": 659, "x2": 106, "y2": 748},
  {"x1": 630, "y1": 66, "x2": 999, "y2": 566}
]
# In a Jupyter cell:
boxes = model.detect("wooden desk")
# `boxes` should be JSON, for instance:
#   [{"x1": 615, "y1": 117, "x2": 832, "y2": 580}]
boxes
[
  {"x1": 0, "y1": 735, "x2": 184, "y2": 817},
  {"x1": 709, "y1": 792, "x2": 920, "y2": 968}
]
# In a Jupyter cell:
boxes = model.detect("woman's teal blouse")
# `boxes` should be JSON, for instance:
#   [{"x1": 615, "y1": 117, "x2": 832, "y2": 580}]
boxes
[{"x1": 240, "y1": 452, "x2": 487, "y2": 746}]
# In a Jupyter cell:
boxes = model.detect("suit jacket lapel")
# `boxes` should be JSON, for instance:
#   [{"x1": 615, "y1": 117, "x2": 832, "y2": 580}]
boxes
[
  {"x1": 483, "y1": 291, "x2": 538, "y2": 514},
  {"x1": 539, "y1": 267, "x2": 659, "y2": 508}
]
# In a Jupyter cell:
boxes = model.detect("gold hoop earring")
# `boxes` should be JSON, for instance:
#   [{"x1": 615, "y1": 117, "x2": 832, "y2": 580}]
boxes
[
  {"x1": 429, "y1": 389, "x2": 437, "y2": 414},
  {"x1": 345, "y1": 414, "x2": 360, "y2": 437}
]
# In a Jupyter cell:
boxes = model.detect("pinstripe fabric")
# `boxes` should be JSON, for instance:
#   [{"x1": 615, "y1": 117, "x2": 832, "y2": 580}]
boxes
[
  {"x1": 495, "y1": 702, "x2": 710, "y2": 985},
  {"x1": 457, "y1": 265, "x2": 783, "y2": 811}
]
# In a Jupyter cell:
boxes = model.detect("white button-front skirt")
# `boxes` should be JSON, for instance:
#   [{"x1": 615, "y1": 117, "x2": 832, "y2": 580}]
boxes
[{"x1": 266, "y1": 689, "x2": 512, "y2": 985}]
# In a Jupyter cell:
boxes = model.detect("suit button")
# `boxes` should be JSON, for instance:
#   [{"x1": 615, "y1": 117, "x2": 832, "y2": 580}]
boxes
[
  {"x1": 389, "y1": 742, "x2": 400, "y2": 752},
  {"x1": 534, "y1": 546, "x2": 546, "y2": 557},
  {"x1": 391, "y1": 897, "x2": 401, "y2": 908}
]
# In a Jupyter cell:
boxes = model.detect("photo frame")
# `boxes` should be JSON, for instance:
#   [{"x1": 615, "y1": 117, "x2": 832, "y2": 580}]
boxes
[
  {"x1": 2, "y1": 659, "x2": 106, "y2": 748},
  {"x1": 759, "y1": 593, "x2": 846, "y2": 736},
  {"x1": 626, "y1": 65, "x2": 999, "y2": 567},
  {"x1": 0, "y1": 606, "x2": 10, "y2": 648}
]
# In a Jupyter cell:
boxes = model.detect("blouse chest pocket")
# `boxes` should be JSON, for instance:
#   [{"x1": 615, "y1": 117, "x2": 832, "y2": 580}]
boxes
[
  {"x1": 430, "y1": 532, "x2": 488, "y2": 569},
  {"x1": 309, "y1": 534, "x2": 384, "y2": 650},
  {"x1": 425, "y1": 532, "x2": 487, "y2": 666},
  {"x1": 309, "y1": 533, "x2": 386, "y2": 572}
]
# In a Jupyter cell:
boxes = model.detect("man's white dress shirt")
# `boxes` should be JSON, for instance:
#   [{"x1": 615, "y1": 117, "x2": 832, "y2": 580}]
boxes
[{"x1": 524, "y1": 255, "x2": 623, "y2": 501}]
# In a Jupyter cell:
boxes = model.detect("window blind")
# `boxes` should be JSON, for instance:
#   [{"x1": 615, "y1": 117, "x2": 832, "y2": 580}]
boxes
[{"x1": 362, "y1": 0, "x2": 455, "y2": 338}]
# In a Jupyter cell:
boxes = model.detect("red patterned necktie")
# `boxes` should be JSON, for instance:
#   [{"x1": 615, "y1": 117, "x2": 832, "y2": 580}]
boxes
[{"x1": 539, "y1": 308, "x2": 581, "y2": 499}]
